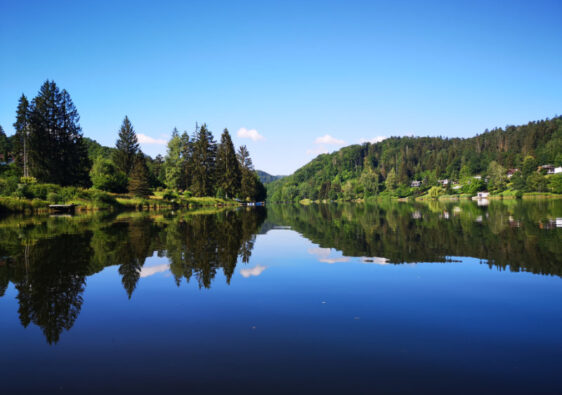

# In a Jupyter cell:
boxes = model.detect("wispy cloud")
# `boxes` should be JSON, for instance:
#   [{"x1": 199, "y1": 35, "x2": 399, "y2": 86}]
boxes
[
  {"x1": 359, "y1": 136, "x2": 387, "y2": 144},
  {"x1": 240, "y1": 264, "x2": 267, "y2": 278},
  {"x1": 140, "y1": 263, "x2": 170, "y2": 278},
  {"x1": 306, "y1": 134, "x2": 346, "y2": 156},
  {"x1": 315, "y1": 134, "x2": 345, "y2": 145},
  {"x1": 137, "y1": 133, "x2": 167, "y2": 145},
  {"x1": 308, "y1": 247, "x2": 350, "y2": 264},
  {"x1": 237, "y1": 128, "x2": 265, "y2": 141}
]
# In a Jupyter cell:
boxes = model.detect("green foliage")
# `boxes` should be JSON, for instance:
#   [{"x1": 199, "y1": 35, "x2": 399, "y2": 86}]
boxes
[
  {"x1": 526, "y1": 172, "x2": 548, "y2": 192},
  {"x1": 427, "y1": 186, "x2": 443, "y2": 199},
  {"x1": 90, "y1": 157, "x2": 128, "y2": 193},
  {"x1": 128, "y1": 154, "x2": 151, "y2": 197},
  {"x1": 487, "y1": 161, "x2": 507, "y2": 191},
  {"x1": 268, "y1": 116, "x2": 562, "y2": 201},
  {"x1": 215, "y1": 129, "x2": 241, "y2": 198},
  {"x1": 113, "y1": 116, "x2": 139, "y2": 176},
  {"x1": 190, "y1": 124, "x2": 217, "y2": 197},
  {"x1": 164, "y1": 128, "x2": 186, "y2": 189},
  {"x1": 549, "y1": 174, "x2": 562, "y2": 194},
  {"x1": 23, "y1": 81, "x2": 91, "y2": 186}
]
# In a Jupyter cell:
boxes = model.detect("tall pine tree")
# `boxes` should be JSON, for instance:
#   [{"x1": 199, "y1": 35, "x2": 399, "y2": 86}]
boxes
[
  {"x1": 215, "y1": 128, "x2": 241, "y2": 198},
  {"x1": 26, "y1": 81, "x2": 91, "y2": 185},
  {"x1": 189, "y1": 124, "x2": 217, "y2": 197},
  {"x1": 113, "y1": 116, "x2": 139, "y2": 176},
  {"x1": 237, "y1": 145, "x2": 260, "y2": 200},
  {"x1": 13, "y1": 94, "x2": 29, "y2": 174}
]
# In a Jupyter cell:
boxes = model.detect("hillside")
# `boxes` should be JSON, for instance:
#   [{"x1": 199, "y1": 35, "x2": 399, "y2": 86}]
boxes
[
  {"x1": 256, "y1": 170, "x2": 284, "y2": 184},
  {"x1": 267, "y1": 116, "x2": 562, "y2": 201}
]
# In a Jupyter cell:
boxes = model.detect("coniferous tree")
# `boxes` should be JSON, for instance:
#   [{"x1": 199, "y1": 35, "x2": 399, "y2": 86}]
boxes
[
  {"x1": 237, "y1": 145, "x2": 265, "y2": 201},
  {"x1": 113, "y1": 116, "x2": 139, "y2": 176},
  {"x1": 189, "y1": 124, "x2": 216, "y2": 197},
  {"x1": 13, "y1": 94, "x2": 30, "y2": 174},
  {"x1": 164, "y1": 128, "x2": 183, "y2": 189},
  {"x1": 215, "y1": 128, "x2": 241, "y2": 198},
  {"x1": 26, "y1": 81, "x2": 91, "y2": 185},
  {"x1": 0, "y1": 125, "x2": 9, "y2": 162},
  {"x1": 128, "y1": 153, "x2": 151, "y2": 197}
]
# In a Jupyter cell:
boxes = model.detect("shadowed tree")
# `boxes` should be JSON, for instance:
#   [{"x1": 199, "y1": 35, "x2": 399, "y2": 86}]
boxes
[
  {"x1": 216, "y1": 128, "x2": 241, "y2": 198},
  {"x1": 128, "y1": 153, "x2": 151, "y2": 197}
]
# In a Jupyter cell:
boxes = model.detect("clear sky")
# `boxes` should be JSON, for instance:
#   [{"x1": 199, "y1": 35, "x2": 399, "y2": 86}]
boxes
[{"x1": 1, "y1": 0, "x2": 561, "y2": 175}]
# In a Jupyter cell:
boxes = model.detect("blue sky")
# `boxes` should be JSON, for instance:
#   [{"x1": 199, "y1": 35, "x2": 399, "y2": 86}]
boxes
[{"x1": 1, "y1": 0, "x2": 561, "y2": 175}]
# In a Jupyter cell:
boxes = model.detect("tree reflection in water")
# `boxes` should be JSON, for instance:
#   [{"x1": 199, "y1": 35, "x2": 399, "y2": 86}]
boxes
[
  {"x1": 0, "y1": 200, "x2": 560, "y2": 344},
  {"x1": 0, "y1": 207, "x2": 266, "y2": 344}
]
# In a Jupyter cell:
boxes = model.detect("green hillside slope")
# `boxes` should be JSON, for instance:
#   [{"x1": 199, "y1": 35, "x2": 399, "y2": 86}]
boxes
[{"x1": 267, "y1": 116, "x2": 562, "y2": 201}]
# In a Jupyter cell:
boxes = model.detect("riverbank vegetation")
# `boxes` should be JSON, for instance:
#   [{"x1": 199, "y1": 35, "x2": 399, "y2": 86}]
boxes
[
  {"x1": 0, "y1": 80, "x2": 265, "y2": 213},
  {"x1": 267, "y1": 116, "x2": 562, "y2": 202}
]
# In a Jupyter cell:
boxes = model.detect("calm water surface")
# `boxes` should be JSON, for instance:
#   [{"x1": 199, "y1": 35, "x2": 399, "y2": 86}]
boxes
[{"x1": 0, "y1": 201, "x2": 561, "y2": 394}]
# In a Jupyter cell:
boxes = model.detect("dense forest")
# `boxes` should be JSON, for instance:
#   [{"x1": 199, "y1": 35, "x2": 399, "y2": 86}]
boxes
[
  {"x1": 268, "y1": 117, "x2": 562, "y2": 201},
  {"x1": 0, "y1": 80, "x2": 266, "y2": 205}
]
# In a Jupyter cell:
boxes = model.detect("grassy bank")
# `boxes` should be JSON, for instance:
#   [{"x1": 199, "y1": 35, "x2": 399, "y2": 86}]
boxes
[{"x1": 0, "y1": 183, "x2": 240, "y2": 214}]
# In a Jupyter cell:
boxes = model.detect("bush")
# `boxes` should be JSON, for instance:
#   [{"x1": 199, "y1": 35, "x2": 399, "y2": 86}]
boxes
[
  {"x1": 162, "y1": 190, "x2": 178, "y2": 201},
  {"x1": 46, "y1": 192, "x2": 60, "y2": 203},
  {"x1": 90, "y1": 157, "x2": 128, "y2": 193}
]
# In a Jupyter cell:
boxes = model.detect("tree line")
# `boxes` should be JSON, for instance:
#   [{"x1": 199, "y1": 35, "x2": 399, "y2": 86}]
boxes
[
  {"x1": 1, "y1": 80, "x2": 265, "y2": 201},
  {"x1": 268, "y1": 116, "x2": 562, "y2": 201}
]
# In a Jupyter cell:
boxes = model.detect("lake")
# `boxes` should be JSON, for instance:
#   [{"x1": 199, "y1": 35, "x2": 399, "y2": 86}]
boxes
[{"x1": 1, "y1": 201, "x2": 561, "y2": 394}]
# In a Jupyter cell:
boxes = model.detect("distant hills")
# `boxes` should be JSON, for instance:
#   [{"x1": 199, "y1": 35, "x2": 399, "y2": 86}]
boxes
[
  {"x1": 256, "y1": 170, "x2": 285, "y2": 184},
  {"x1": 267, "y1": 116, "x2": 562, "y2": 201}
]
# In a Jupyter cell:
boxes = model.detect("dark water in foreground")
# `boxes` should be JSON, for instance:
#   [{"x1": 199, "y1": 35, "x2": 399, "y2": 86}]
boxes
[{"x1": 0, "y1": 201, "x2": 561, "y2": 394}]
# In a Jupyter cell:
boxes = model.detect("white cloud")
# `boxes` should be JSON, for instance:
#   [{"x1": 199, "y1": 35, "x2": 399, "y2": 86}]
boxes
[
  {"x1": 237, "y1": 128, "x2": 264, "y2": 141},
  {"x1": 140, "y1": 263, "x2": 170, "y2": 278},
  {"x1": 359, "y1": 136, "x2": 387, "y2": 144},
  {"x1": 308, "y1": 247, "x2": 350, "y2": 264},
  {"x1": 137, "y1": 133, "x2": 167, "y2": 145},
  {"x1": 240, "y1": 264, "x2": 267, "y2": 278},
  {"x1": 315, "y1": 134, "x2": 345, "y2": 145}
]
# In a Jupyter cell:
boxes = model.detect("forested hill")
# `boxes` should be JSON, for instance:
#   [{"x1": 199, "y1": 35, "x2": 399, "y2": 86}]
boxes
[
  {"x1": 256, "y1": 170, "x2": 284, "y2": 184},
  {"x1": 267, "y1": 116, "x2": 562, "y2": 201}
]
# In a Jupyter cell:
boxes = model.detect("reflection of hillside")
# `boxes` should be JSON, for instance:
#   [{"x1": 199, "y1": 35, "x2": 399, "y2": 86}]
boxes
[
  {"x1": 266, "y1": 201, "x2": 562, "y2": 277},
  {"x1": 0, "y1": 207, "x2": 266, "y2": 344}
]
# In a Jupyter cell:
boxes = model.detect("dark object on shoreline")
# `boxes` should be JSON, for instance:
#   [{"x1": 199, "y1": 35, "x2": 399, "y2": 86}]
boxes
[{"x1": 48, "y1": 204, "x2": 77, "y2": 214}]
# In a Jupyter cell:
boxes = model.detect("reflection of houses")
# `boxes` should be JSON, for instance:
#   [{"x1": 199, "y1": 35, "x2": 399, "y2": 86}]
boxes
[
  {"x1": 508, "y1": 216, "x2": 521, "y2": 228},
  {"x1": 410, "y1": 180, "x2": 422, "y2": 188},
  {"x1": 506, "y1": 168, "x2": 519, "y2": 178},
  {"x1": 411, "y1": 210, "x2": 422, "y2": 219}
]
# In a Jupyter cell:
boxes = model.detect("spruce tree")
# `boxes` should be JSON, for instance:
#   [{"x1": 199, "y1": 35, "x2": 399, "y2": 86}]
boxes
[
  {"x1": 26, "y1": 81, "x2": 91, "y2": 185},
  {"x1": 164, "y1": 128, "x2": 183, "y2": 189},
  {"x1": 237, "y1": 145, "x2": 257, "y2": 200},
  {"x1": 215, "y1": 128, "x2": 241, "y2": 198},
  {"x1": 13, "y1": 94, "x2": 29, "y2": 173},
  {"x1": 0, "y1": 125, "x2": 9, "y2": 162},
  {"x1": 113, "y1": 116, "x2": 139, "y2": 176},
  {"x1": 189, "y1": 124, "x2": 217, "y2": 196},
  {"x1": 128, "y1": 153, "x2": 151, "y2": 197}
]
